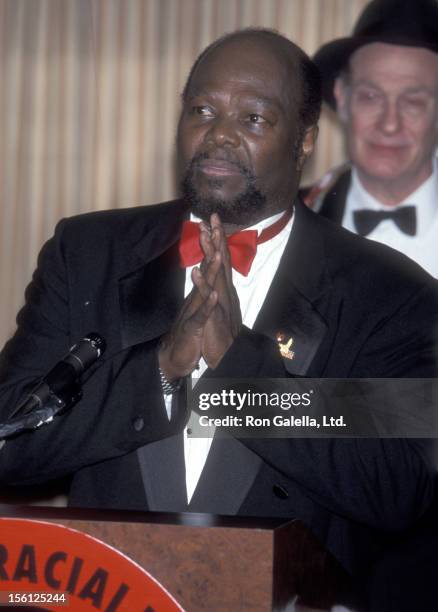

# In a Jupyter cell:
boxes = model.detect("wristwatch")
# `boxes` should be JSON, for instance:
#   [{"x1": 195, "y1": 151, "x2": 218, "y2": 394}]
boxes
[{"x1": 159, "y1": 367, "x2": 182, "y2": 395}]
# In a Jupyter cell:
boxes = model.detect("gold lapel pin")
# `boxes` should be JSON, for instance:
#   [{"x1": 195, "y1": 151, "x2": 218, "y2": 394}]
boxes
[{"x1": 276, "y1": 333, "x2": 295, "y2": 360}]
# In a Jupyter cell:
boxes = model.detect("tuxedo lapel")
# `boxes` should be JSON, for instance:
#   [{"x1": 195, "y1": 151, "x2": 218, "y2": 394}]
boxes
[
  {"x1": 188, "y1": 435, "x2": 262, "y2": 514},
  {"x1": 137, "y1": 431, "x2": 262, "y2": 514},
  {"x1": 318, "y1": 170, "x2": 351, "y2": 224},
  {"x1": 255, "y1": 282, "x2": 328, "y2": 376},
  {"x1": 137, "y1": 431, "x2": 188, "y2": 512},
  {"x1": 119, "y1": 246, "x2": 185, "y2": 349},
  {"x1": 254, "y1": 200, "x2": 332, "y2": 376},
  {"x1": 118, "y1": 201, "x2": 188, "y2": 349}
]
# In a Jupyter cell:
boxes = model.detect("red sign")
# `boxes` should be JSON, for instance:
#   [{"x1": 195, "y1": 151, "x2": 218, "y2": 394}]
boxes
[{"x1": 0, "y1": 519, "x2": 183, "y2": 611}]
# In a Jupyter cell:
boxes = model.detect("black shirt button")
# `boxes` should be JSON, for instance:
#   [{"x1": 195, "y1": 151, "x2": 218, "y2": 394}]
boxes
[
  {"x1": 133, "y1": 417, "x2": 144, "y2": 432},
  {"x1": 273, "y1": 484, "x2": 289, "y2": 499}
]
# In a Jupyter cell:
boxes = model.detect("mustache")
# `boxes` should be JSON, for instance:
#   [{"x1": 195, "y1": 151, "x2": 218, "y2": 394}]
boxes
[{"x1": 188, "y1": 151, "x2": 252, "y2": 177}]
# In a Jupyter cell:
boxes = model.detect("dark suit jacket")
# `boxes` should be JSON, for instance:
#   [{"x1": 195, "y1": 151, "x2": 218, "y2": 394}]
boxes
[
  {"x1": 317, "y1": 169, "x2": 352, "y2": 224},
  {"x1": 0, "y1": 198, "x2": 437, "y2": 578}
]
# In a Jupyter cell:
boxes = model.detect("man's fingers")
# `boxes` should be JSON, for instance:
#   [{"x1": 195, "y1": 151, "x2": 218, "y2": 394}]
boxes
[
  {"x1": 192, "y1": 261, "x2": 221, "y2": 299},
  {"x1": 210, "y1": 214, "x2": 233, "y2": 284},
  {"x1": 192, "y1": 266, "x2": 211, "y2": 300},
  {"x1": 210, "y1": 214, "x2": 227, "y2": 252},
  {"x1": 205, "y1": 251, "x2": 221, "y2": 287},
  {"x1": 199, "y1": 222, "x2": 215, "y2": 262},
  {"x1": 198, "y1": 221, "x2": 224, "y2": 289},
  {"x1": 184, "y1": 290, "x2": 217, "y2": 331},
  {"x1": 197, "y1": 245, "x2": 222, "y2": 289},
  {"x1": 179, "y1": 273, "x2": 205, "y2": 317}
]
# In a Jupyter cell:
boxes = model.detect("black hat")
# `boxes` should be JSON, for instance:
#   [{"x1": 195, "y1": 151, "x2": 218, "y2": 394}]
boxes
[{"x1": 313, "y1": 0, "x2": 438, "y2": 109}]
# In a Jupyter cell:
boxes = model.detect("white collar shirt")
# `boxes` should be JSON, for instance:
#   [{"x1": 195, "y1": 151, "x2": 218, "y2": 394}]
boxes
[{"x1": 343, "y1": 158, "x2": 438, "y2": 277}]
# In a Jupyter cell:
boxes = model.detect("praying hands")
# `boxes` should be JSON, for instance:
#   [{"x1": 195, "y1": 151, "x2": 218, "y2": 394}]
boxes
[{"x1": 158, "y1": 214, "x2": 242, "y2": 381}]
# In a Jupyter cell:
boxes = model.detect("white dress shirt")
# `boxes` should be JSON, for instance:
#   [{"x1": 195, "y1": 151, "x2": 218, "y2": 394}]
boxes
[
  {"x1": 343, "y1": 157, "x2": 438, "y2": 277},
  {"x1": 165, "y1": 209, "x2": 294, "y2": 502}
]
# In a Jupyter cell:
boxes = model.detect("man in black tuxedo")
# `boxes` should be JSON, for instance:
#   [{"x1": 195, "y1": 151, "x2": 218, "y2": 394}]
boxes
[{"x1": 0, "y1": 28, "x2": 437, "y2": 597}]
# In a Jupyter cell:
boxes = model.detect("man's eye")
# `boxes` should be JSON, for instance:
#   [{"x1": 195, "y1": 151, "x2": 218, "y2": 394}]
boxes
[
  {"x1": 401, "y1": 96, "x2": 429, "y2": 115},
  {"x1": 191, "y1": 105, "x2": 214, "y2": 117},
  {"x1": 354, "y1": 89, "x2": 380, "y2": 104},
  {"x1": 247, "y1": 113, "x2": 266, "y2": 124}
]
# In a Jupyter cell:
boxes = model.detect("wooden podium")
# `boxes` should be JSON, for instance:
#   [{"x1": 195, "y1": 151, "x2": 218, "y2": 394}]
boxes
[{"x1": 0, "y1": 505, "x2": 357, "y2": 611}]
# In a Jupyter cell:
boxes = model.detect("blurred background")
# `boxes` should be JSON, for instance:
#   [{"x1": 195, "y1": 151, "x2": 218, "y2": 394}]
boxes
[{"x1": 0, "y1": 0, "x2": 368, "y2": 347}]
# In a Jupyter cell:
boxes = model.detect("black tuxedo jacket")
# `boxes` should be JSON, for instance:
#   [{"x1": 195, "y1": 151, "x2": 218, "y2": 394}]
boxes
[
  {"x1": 317, "y1": 169, "x2": 352, "y2": 224},
  {"x1": 0, "y1": 198, "x2": 437, "y2": 576}
]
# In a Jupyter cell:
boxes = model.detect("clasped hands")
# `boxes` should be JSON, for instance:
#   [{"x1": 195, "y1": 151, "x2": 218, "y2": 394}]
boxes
[{"x1": 159, "y1": 214, "x2": 242, "y2": 381}]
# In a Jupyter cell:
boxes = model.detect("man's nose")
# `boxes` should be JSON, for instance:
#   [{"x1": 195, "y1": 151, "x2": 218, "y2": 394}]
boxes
[
  {"x1": 205, "y1": 117, "x2": 240, "y2": 148},
  {"x1": 377, "y1": 99, "x2": 402, "y2": 134}
]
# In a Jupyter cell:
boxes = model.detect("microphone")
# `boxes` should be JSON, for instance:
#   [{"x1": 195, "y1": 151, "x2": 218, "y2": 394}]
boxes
[{"x1": 10, "y1": 333, "x2": 106, "y2": 418}]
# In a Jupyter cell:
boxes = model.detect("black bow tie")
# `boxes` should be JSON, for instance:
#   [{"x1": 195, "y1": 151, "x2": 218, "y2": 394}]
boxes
[{"x1": 353, "y1": 206, "x2": 416, "y2": 237}]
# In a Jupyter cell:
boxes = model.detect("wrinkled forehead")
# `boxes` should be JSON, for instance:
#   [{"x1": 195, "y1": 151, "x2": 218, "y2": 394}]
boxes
[
  {"x1": 348, "y1": 43, "x2": 438, "y2": 92},
  {"x1": 186, "y1": 36, "x2": 300, "y2": 112}
]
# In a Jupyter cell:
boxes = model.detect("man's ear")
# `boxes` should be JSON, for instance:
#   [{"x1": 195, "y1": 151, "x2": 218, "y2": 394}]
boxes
[
  {"x1": 297, "y1": 125, "x2": 318, "y2": 170},
  {"x1": 334, "y1": 76, "x2": 349, "y2": 122}
]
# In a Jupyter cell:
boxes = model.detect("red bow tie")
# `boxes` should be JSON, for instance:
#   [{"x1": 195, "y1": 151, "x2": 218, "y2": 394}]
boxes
[{"x1": 178, "y1": 209, "x2": 292, "y2": 277}]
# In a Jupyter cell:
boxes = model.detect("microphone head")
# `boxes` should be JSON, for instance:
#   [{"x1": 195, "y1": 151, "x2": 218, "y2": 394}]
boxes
[
  {"x1": 84, "y1": 332, "x2": 106, "y2": 357},
  {"x1": 66, "y1": 333, "x2": 107, "y2": 375}
]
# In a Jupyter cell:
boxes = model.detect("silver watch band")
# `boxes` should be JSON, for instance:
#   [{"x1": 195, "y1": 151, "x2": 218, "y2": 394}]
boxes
[{"x1": 159, "y1": 367, "x2": 182, "y2": 395}]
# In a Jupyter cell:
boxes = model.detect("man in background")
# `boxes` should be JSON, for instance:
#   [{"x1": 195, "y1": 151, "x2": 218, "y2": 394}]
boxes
[
  {"x1": 308, "y1": 0, "x2": 438, "y2": 277},
  {"x1": 310, "y1": 2, "x2": 438, "y2": 608}
]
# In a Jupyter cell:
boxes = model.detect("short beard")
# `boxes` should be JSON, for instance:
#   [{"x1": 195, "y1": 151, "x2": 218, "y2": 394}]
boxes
[{"x1": 181, "y1": 153, "x2": 267, "y2": 226}]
